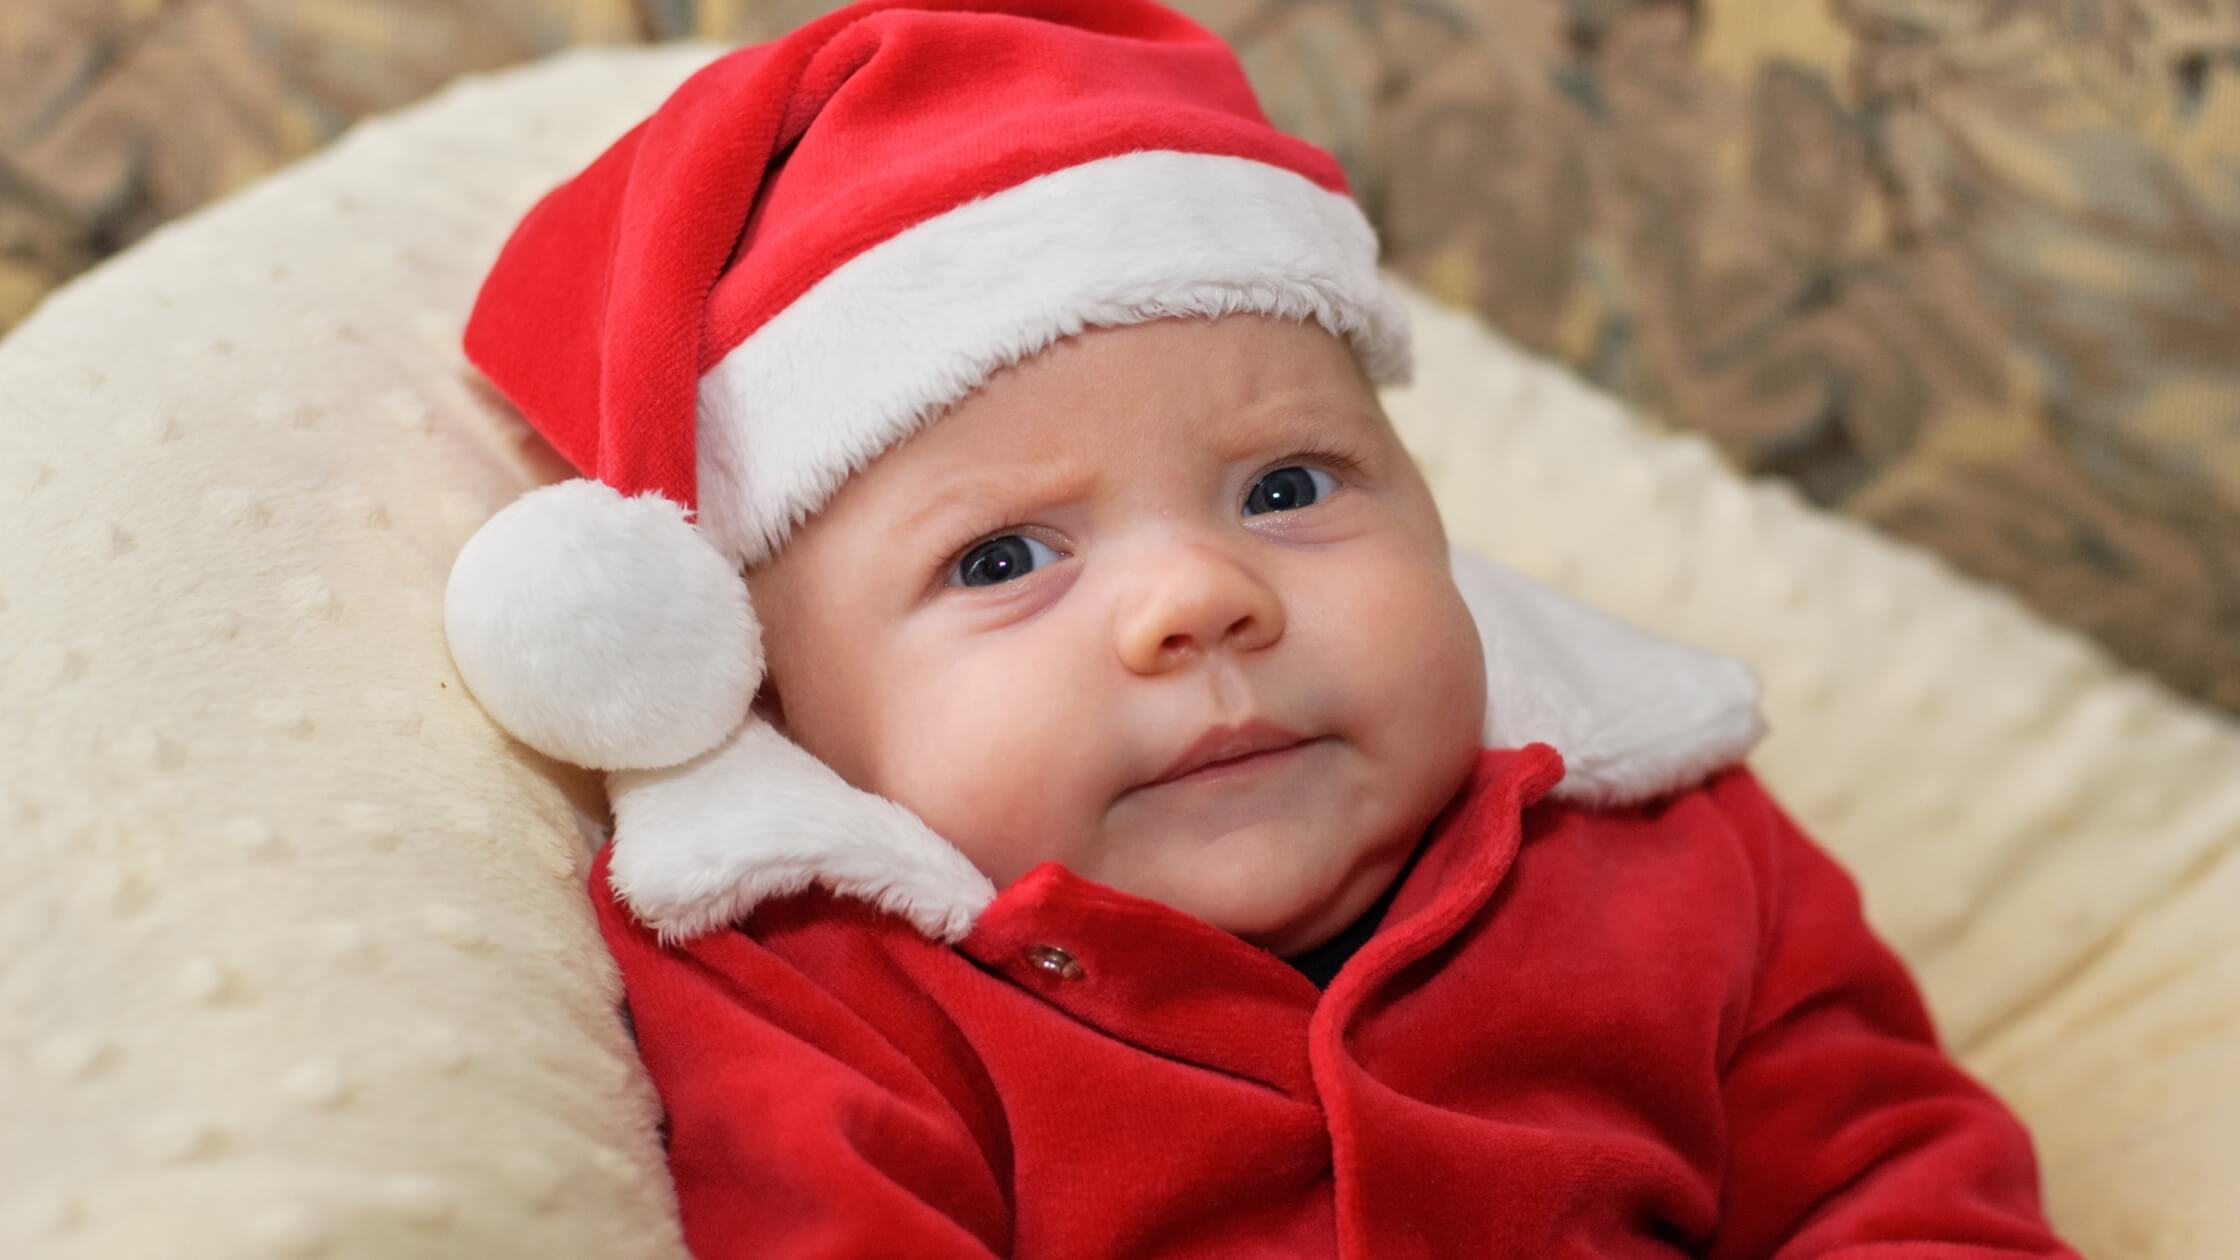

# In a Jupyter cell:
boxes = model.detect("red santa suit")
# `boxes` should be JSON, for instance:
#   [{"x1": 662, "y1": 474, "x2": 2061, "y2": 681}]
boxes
[{"x1": 590, "y1": 743, "x2": 2077, "y2": 1258}]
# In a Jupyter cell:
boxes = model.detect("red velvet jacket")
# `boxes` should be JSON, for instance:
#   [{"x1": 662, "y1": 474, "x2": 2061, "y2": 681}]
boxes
[{"x1": 590, "y1": 743, "x2": 2079, "y2": 1258}]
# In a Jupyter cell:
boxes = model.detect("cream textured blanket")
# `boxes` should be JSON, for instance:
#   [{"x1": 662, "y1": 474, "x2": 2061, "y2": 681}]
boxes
[{"x1": 2, "y1": 43, "x2": 2234, "y2": 1260}]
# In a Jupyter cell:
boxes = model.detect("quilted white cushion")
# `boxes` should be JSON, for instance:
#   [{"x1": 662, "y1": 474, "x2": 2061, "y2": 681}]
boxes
[{"x1": 1, "y1": 42, "x2": 2234, "y2": 1260}]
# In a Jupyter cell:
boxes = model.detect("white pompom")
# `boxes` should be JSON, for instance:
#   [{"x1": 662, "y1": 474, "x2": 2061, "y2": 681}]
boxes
[{"x1": 443, "y1": 479, "x2": 762, "y2": 771}]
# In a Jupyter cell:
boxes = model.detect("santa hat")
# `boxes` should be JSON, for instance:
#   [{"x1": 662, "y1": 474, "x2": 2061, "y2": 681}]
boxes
[{"x1": 445, "y1": 0, "x2": 1765, "y2": 944}]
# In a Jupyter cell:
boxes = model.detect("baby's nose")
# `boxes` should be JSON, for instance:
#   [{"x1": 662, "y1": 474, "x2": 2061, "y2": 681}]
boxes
[{"x1": 1113, "y1": 545, "x2": 1285, "y2": 675}]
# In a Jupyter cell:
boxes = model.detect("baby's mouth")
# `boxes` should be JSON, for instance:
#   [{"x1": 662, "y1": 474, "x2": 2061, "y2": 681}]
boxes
[
  {"x1": 1147, "y1": 739, "x2": 1317, "y2": 790},
  {"x1": 1140, "y1": 719, "x2": 1319, "y2": 791}
]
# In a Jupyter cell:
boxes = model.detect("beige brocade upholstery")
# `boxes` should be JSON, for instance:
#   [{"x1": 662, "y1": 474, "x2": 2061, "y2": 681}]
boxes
[{"x1": 1, "y1": 44, "x2": 2234, "y2": 1260}]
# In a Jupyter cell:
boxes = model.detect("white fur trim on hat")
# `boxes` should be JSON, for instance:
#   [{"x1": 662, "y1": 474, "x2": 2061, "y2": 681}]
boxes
[
  {"x1": 696, "y1": 149, "x2": 1414, "y2": 566},
  {"x1": 443, "y1": 479, "x2": 763, "y2": 771}
]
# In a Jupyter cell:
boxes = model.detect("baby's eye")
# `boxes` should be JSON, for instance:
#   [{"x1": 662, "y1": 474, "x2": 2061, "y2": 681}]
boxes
[
  {"x1": 952, "y1": 534, "x2": 1061, "y2": 588},
  {"x1": 1243, "y1": 465, "x2": 1340, "y2": 516}
]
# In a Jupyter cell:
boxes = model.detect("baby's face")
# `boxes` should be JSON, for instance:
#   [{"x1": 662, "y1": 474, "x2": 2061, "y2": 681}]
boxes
[{"x1": 746, "y1": 313, "x2": 1487, "y2": 957}]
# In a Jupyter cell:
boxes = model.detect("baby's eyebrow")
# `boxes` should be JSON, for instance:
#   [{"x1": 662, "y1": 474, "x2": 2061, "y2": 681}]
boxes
[
  {"x1": 897, "y1": 391, "x2": 1381, "y2": 538},
  {"x1": 1202, "y1": 393, "x2": 1386, "y2": 469},
  {"x1": 1241, "y1": 394, "x2": 1384, "y2": 447},
  {"x1": 899, "y1": 463, "x2": 1096, "y2": 540}
]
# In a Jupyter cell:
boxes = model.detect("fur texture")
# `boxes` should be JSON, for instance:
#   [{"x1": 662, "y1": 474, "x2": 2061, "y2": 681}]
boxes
[
  {"x1": 694, "y1": 151, "x2": 1415, "y2": 567},
  {"x1": 1453, "y1": 545, "x2": 1769, "y2": 808},
  {"x1": 605, "y1": 546, "x2": 1765, "y2": 943},
  {"x1": 443, "y1": 479, "x2": 763, "y2": 770},
  {"x1": 608, "y1": 715, "x2": 997, "y2": 945}
]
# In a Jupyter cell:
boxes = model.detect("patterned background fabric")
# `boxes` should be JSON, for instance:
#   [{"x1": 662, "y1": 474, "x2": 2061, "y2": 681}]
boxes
[{"x1": 6, "y1": 0, "x2": 2238, "y2": 717}]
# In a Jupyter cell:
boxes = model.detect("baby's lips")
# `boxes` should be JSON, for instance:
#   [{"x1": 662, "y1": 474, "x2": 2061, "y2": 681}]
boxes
[{"x1": 1143, "y1": 719, "x2": 1314, "y2": 788}]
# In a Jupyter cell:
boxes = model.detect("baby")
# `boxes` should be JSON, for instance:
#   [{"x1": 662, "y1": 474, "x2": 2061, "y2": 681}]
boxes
[
  {"x1": 741, "y1": 311, "x2": 1484, "y2": 962},
  {"x1": 441, "y1": 1, "x2": 2082, "y2": 1256}
]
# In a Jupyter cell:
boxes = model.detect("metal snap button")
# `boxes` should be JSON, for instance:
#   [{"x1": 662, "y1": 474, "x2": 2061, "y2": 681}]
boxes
[{"x1": 1023, "y1": 944, "x2": 1084, "y2": 980}]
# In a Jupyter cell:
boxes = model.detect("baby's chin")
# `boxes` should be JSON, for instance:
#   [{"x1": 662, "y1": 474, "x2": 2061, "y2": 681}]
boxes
[{"x1": 1100, "y1": 814, "x2": 1395, "y2": 954}]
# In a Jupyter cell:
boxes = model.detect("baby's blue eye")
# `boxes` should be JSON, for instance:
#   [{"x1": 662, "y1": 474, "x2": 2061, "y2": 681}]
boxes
[
  {"x1": 1243, "y1": 465, "x2": 1339, "y2": 516},
  {"x1": 952, "y1": 534, "x2": 1060, "y2": 588}
]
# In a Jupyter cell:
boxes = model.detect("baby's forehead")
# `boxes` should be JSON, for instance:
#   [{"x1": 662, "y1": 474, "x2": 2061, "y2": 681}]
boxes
[
  {"x1": 948, "y1": 383, "x2": 1384, "y2": 455},
  {"x1": 918, "y1": 391, "x2": 1378, "y2": 488},
  {"x1": 835, "y1": 326, "x2": 1398, "y2": 544}
]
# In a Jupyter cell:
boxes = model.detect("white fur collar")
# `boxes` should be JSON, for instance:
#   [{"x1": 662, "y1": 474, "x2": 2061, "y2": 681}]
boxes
[{"x1": 604, "y1": 546, "x2": 1767, "y2": 945}]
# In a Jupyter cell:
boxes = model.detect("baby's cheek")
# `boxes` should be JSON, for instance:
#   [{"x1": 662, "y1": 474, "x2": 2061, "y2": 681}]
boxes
[
  {"x1": 1322, "y1": 541, "x2": 1445, "y2": 642},
  {"x1": 1330, "y1": 554, "x2": 1485, "y2": 746},
  {"x1": 867, "y1": 648, "x2": 1089, "y2": 883}
]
